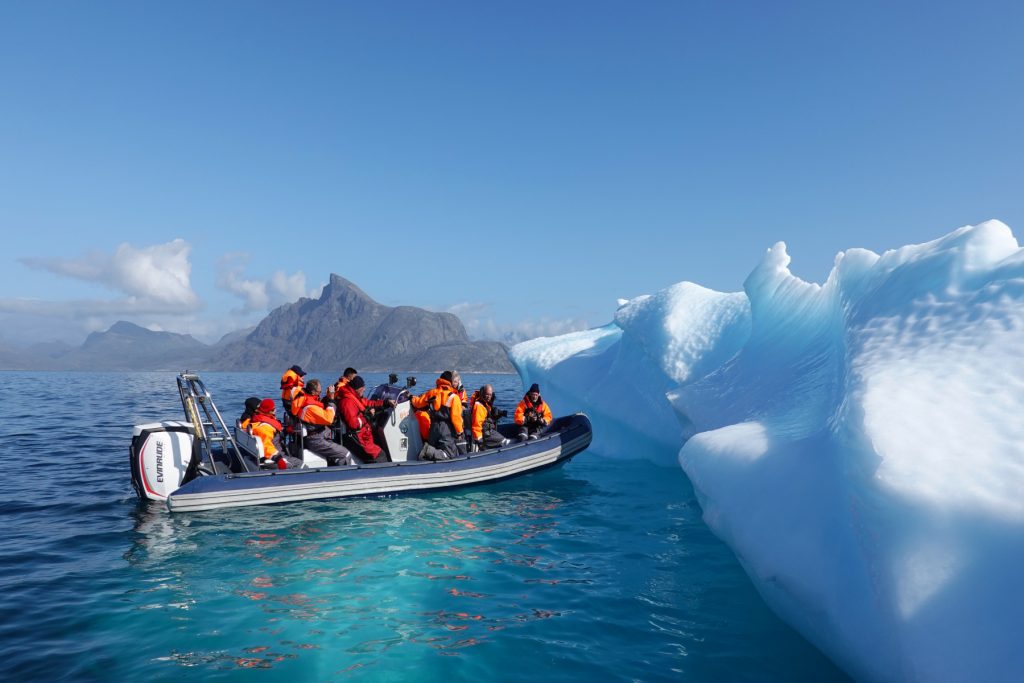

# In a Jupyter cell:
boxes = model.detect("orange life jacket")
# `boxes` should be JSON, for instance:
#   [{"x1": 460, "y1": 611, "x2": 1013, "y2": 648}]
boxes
[
  {"x1": 470, "y1": 400, "x2": 500, "y2": 440},
  {"x1": 514, "y1": 395, "x2": 552, "y2": 425},
  {"x1": 250, "y1": 414, "x2": 283, "y2": 457},
  {"x1": 333, "y1": 376, "x2": 352, "y2": 395},
  {"x1": 415, "y1": 410, "x2": 431, "y2": 440},
  {"x1": 280, "y1": 369, "x2": 305, "y2": 403},
  {"x1": 411, "y1": 379, "x2": 464, "y2": 435},
  {"x1": 291, "y1": 392, "x2": 336, "y2": 427}
]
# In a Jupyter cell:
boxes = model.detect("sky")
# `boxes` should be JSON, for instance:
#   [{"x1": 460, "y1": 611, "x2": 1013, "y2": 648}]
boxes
[{"x1": 1, "y1": 1, "x2": 1022, "y2": 347}]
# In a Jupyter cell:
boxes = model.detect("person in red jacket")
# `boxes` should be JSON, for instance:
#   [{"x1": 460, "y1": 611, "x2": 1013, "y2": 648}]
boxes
[
  {"x1": 338, "y1": 375, "x2": 395, "y2": 463},
  {"x1": 291, "y1": 379, "x2": 355, "y2": 466},
  {"x1": 514, "y1": 383, "x2": 553, "y2": 441},
  {"x1": 332, "y1": 367, "x2": 358, "y2": 396}
]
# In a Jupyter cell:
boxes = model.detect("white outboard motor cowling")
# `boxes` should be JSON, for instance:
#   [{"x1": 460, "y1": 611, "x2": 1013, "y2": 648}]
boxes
[
  {"x1": 367, "y1": 384, "x2": 423, "y2": 462},
  {"x1": 130, "y1": 421, "x2": 195, "y2": 501}
]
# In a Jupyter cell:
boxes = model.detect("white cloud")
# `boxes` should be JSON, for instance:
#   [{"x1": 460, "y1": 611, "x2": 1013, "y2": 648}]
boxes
[
  {"x1": 446, "y1": 302, "x2": 590, "y2": 344},
  {"x1": 20, "y1": 238, "x2": 200, "y2": 309},
  {"x1": 270, "y1": 270, "x2": 310, "y2": 303},
  {"x1": 0, "y1": 239, "x2": 212, "y2": 346},
  {"x1": 446, "y1": 301, "x2": 491, "y2": 318},
  {"x1": 216, "y1": 253, "x2": 310, "y2": 313}
]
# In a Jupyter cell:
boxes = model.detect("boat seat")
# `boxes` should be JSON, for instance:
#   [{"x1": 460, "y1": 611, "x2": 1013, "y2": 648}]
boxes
[
  {"x1": 292, "y1": 425, "x2": 330, "y2": 468},
  {"x1": 232, "y1": 426, "x2": 271, "y2": 467},
  {"x1": 234, "y1": 426, "x2": 262, "y2": 458}
]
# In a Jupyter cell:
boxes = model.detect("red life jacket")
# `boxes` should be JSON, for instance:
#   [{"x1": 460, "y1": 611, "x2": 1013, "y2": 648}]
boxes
[
  {"x1": 523, "y1": 395, "x2": 546, "y2": 412},
  {"x1": 251, "y1": 412, "x2": 283, "y2": 432}
]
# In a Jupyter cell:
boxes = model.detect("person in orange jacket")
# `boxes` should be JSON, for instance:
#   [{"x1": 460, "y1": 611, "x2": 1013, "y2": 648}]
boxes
[
  {"x1": 453, "y1": 373, "x2": 469, "y2": 438},
  {"x1": 338, "y1": 375, "x2": 395, "y2": 463},
  {"x1": 238, "y1": 397, "x2": 261, "y2": 429},
  {"x1": 468, "y1": 384, "x2": 511, "y2": 452},
  {"x1": 290, "y1": 379, "x2": 355, "y2": 466},
  {"x1": 239, "y1": 398, "x2": 295, "y2": 469},
  {"x1": 249, "y1": 399, "x2": 289, "y2": 468},
  {"x1": 453, "y1": 373, "x2": 468, "y2": 405},
  {"x1": 514, "y1": 383, "x2": 553, "y2": 441},
  {"x1": 409, "y1": 370, "x2": 465, "y2": 460},
  {"x1": 410, "y1": 370, "x2": 463, "y2": 443},
  {"x1": 280, "y1": 365, "x2": 306, "y2": 414}
]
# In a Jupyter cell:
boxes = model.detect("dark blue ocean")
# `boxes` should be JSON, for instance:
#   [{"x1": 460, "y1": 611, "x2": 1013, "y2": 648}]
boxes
[{"x1": 0, "y1": 372, "x2": 849, "y2": 681}]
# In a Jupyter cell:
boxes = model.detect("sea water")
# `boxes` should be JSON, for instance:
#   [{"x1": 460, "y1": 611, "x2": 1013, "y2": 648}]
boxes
[{"x1": 0, "y1": 372, "x2": 848, "y2": 681}]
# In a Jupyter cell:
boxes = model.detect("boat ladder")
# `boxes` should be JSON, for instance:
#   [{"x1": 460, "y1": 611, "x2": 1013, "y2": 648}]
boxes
[{"x1": 176, "y1": 372, "x2": 251, "y2": 473}]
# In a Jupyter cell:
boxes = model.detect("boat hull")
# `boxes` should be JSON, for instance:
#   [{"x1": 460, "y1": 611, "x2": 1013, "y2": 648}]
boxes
[{"x1": 167, "y1": 414, "x2": 591, "y2": 512}]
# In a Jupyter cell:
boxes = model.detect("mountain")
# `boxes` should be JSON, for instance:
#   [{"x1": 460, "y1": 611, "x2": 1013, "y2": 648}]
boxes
[
  {"x1": 213, "y1": 274, "x2": 514, "y2": 372},
  {"x1": 0, "y1": 341, "x2": 35, "y2": 370},
  {"x1": 213, "y1": 326, "x2": 256, "y2": 348},
  {"x1": 0, "y1": 275, "x2": 514, "y2": 372},
  {"x1": 74, "y1": 321, "x2": 212, "y2": 370},
  {"x1": 0, "y1": 324, "x2": 212, "y2": 371}
]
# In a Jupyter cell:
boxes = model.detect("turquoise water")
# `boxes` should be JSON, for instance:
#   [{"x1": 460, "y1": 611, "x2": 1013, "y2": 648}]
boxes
[{"x1": 0, "y1": 372, "x2": 848, "y2": 681}]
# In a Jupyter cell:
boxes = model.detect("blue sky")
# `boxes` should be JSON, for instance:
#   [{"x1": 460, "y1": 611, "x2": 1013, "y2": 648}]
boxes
[{"x1": 1, "y1": 1, "x2": 1021, "y2": 346}]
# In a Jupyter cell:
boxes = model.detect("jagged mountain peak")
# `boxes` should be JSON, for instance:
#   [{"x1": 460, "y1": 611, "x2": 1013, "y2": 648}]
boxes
[
  {"x1": 106, "y1": 320, "x2": 152, "y2": 336},
  {"x1": 321, "y1": 274, "x2": 375, "y2": 304},
  {"x1": 213, "y1": 273, "x2": 511, "y2": 372}
]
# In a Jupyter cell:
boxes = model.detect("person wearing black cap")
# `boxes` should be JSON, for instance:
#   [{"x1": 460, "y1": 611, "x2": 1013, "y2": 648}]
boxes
[
  {"x1": 338, "y1": 375, "x2": 395, "y2": 462},
  {"x1": 280, "y1": 365, "x2": 307, "y2": 414},
  {"x1": 409, "y1": 370, "x2": 465, "y2": 460},
  {"x1": 237, "y1": 396, "x2": 262, "y2": 429},
  {"x1": 332, "y1": 367, "x2": 358, "y2": 396},
  {"x1": 514, "y1": 383, "x2": 553, "y2": 441}
]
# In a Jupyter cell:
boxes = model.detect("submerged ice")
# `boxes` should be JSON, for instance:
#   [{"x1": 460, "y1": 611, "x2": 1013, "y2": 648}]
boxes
[{"x1": 511, "y1": 220, "x2": 1024, "y2": 682}]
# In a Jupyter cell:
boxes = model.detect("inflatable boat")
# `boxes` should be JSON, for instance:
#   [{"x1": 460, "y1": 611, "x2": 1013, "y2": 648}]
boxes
[{"x1": 130, "y1": 373, "x2": 592, "y2": 512}]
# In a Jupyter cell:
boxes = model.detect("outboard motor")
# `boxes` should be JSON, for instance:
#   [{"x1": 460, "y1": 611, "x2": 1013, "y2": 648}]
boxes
[
  {"x1": 130, "y1": 421, "x2": 195, "y2": 502},
  {"x1": 367, "y1": 383, "x2": 423, "y2": 462}
]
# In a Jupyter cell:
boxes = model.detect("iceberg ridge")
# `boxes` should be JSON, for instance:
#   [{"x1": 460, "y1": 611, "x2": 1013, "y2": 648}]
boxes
[{"x1": 510, "y1": 220, "x2": 1024, "y2": 682}]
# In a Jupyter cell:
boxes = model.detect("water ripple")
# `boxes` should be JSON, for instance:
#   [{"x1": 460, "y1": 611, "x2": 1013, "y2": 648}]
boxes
[{"x1": 0, "y1": 372, "x2": 848, "y2": 681}]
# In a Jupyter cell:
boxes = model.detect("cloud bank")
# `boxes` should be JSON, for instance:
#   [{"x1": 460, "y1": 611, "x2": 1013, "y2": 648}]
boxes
[
  {"x1": 11, "y1": 239, "x2": 201, "y2": 315},
  {"x1": 447, "y1": 302, "x2": 590, "y2": 344},
  {"x1": 216, "y1": 253, "x2": 315, "y2": 313}
]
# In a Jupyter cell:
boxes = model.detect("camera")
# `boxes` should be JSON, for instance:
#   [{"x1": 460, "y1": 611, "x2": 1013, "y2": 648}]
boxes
[{"x1": 493, "y1": 408, "x2": 508, "y2": 420}]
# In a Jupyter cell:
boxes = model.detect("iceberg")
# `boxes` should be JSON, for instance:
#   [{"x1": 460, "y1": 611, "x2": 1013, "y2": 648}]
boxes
[{"x1": 510, "y1": 220, "x2": 1024, "y2": 682}]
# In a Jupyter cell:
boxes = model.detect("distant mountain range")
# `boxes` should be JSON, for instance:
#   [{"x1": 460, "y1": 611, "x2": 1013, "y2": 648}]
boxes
[{"x1": 0, "y1": 274, "x2": 514, "y2": 373}]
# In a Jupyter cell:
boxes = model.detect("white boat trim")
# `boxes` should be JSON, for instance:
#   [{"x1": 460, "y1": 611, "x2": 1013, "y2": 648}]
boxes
[{"x1": 168, "y1": 432, "x2": 590, "y2": 512}]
